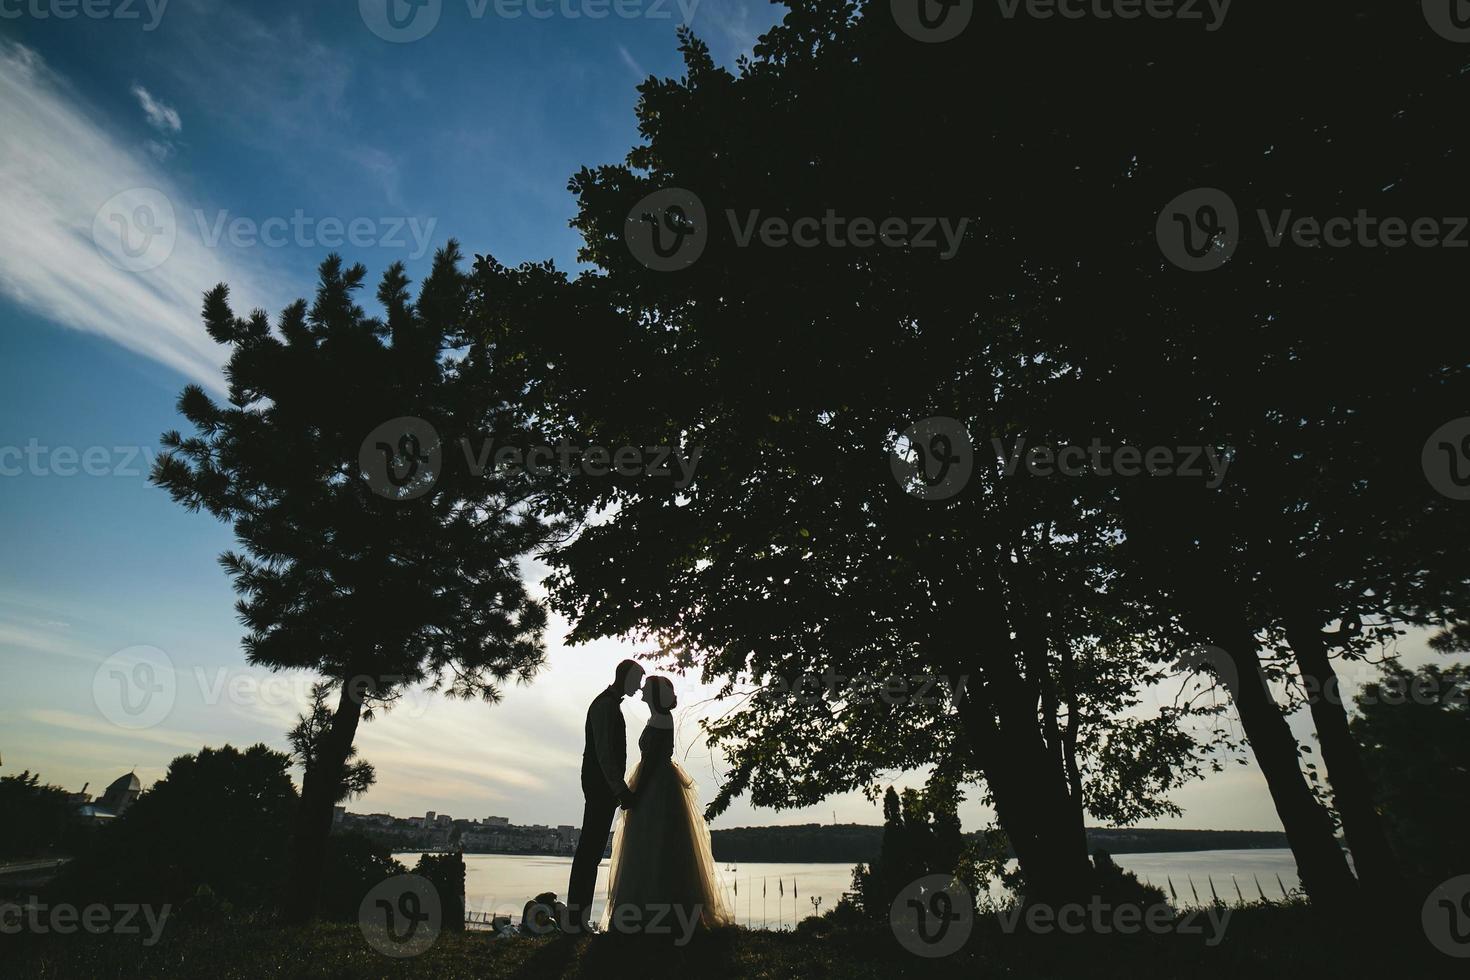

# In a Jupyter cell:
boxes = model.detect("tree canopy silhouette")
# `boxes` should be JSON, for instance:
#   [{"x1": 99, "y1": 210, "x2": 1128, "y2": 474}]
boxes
[
  {"x1": 152, "y1": 245, "x2": 556, "y2": 921},
  {"x1": 474, "y1": 0, "x2": 1470, "y2": 915},
  {"x1": 49, "y1": 745, "x2": 297, "y2": 911},
  {"x1": 1351, "y1": 662, "x2": 1470, "y2": 883}
]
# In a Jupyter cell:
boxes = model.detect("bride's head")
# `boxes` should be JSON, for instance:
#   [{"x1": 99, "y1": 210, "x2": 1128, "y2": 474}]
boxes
[{"x1": 642, "y1": 675, "x2": 677, "y2": 714}]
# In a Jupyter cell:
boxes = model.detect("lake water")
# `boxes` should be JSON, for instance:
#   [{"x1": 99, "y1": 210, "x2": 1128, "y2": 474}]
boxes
[{"x1": 399, "y1": 848, "x2": 1303, "y2": 929}]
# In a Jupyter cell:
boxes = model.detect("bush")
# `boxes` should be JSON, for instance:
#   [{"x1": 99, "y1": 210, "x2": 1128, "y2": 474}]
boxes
[
  {"x1": 412, "y1": 852, "x2": 466, "y2": 933},
  {"x1": 796, "y1": 895, "x2": 868, "y2": 938},
  {"x1": 48, "y1": 744, "x2": 297, "y2": 911},
  {"x1": 315, "y1": 832, "x2": 407, "y2": 922},
  {"x1": 852, "y1": 783, "x2": 993, "y2": 920},
  {"x1": 0, "y1": 771, "x2": 80, "y2": 859},
  {"x1": 1351, "y1": 661, "x2": 1470, "y2": 883},
  {"x1": 1090, "y1": 849, "x2": 1168, "y2": 908}
]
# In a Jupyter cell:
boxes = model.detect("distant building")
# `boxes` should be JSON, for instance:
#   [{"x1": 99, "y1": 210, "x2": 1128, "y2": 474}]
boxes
[
  {"x1": 333, "y1": 805, "x2": 346, "y2": 825},
  {"x1": 333, "y1": 807, "x2": 581, "y2": 857},
  {"x1": 74, "y1": 772, "x2": 142, "y2": 824},
  {"x1": 100, "y1": 772, "x2": 141, "y2": 815}
]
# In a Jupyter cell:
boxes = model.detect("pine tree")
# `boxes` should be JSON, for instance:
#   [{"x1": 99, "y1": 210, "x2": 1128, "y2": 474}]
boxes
[{"x1": 152, "y1": 245, "x2": 556, "y2": 921}]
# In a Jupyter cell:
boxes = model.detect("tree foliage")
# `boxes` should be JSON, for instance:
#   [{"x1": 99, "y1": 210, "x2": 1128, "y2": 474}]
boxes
[
  {"x1": 472, "y1": 0, "x2": 1470, "y2": 910},
  {"x1": 1350, "y1": 662, "x2": 1470, "y2": 882},
  {"x1": 289, "y1": 682, "x2": 377, "y2": 804},
  {"x1": 153, "y1": 246, "x2": 553, "y2": 701},
  {"x1": 49, "y1": 745, "x2": 297, "y2": 910},
  {"x1": 0, "y1": 771, "x2": 74, "y2": 860},
  {"x1": 852, "y1": 785, "x2": 997, "y2": 920},
  {"x1": 152, "y1": 245, "x2": 559, "y2": 919}
]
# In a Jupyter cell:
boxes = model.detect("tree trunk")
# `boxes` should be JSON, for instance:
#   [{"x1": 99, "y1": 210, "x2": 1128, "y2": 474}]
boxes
[
  {"x1": 1123, "y1": 494, "x2": 1360, "y2": 909},
  {"x1": 1283, "y1": 616, "x2": 1403, "y2": 894},
  {"x1": 1054, "y1": 634, "x2": 1088, "y2": 859},
  {"x1": 951, "y1": 632, "x2": 1093, "y2": 907},
  {"x1": 959, "y1": 697, "x2": 1092, "y2": 896},
  {"x1": 283, "y1": 673, "x2": 367, "y2": 924},
  {"x1": 1208, "y1": 622, "x2": 1360, "y2": 908},
  {"x1": 933, "y1": 536, "x2": 1094, "y2": 909}
]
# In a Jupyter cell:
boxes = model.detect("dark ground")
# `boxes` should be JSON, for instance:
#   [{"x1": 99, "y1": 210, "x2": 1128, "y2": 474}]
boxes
[{"x1": 5, "y1": 902, "x2": 1463, "y2": 979}]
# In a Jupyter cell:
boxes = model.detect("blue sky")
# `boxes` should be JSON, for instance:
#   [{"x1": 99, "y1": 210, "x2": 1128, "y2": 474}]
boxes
[{"x1": 0, "y1": 0, "x2": 1437, "y2": 833}]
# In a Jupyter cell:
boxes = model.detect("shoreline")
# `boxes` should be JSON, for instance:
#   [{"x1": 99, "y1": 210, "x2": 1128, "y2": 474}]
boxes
[{"x1": 423, "y1": 844, "x2": 1300, "y2": 866}]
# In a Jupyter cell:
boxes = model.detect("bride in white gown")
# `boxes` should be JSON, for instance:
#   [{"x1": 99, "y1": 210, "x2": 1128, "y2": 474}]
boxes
[{"x1": 600, "y1": 675, "x2": 734, "y2": 934}]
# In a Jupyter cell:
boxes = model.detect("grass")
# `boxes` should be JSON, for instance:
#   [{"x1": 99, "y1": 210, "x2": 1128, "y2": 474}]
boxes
[{"x1": 6, "y1": 902, "x2": 1462, "y2": 979}]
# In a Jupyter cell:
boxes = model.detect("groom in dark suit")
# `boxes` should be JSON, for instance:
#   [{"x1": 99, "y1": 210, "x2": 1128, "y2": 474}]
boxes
[{"x1": 565, "y1": 658, "x2": 644, "y2": 933}]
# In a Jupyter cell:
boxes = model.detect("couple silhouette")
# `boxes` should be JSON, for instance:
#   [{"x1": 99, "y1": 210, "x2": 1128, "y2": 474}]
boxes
[{"x1": 564, "y1": 660, "x2": 732, "y2": 935}]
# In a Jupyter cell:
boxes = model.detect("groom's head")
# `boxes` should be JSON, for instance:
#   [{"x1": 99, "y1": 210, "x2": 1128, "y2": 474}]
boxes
[{"x1": 614, "y1": 659, "x2": 644, "y2": 698}]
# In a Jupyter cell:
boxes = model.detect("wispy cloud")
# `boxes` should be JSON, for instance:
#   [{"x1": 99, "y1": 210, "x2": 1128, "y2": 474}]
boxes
[
  {"x1": 162, "y1": 0, "x2": 409, "y2": 215},
  {"x1": 348, "y1": 146, "x2": 403, "y2": 210},
  {"x1": 132, "y1": 83, "x2": 182, "y2": 160},
  {"x1": 0, "y1": 621, "x2": 97, "y2": 663},
  {"x1": 26, "y1": 708, "x2": 215, "y2": 752},
  {"x1": 0, "y1": 41, "x2": 273, "y2": 396},
  {"x1": 696, "y1": 0, "x2": 765, "y2": 64},
  {"x1": 131, "y1": 84, "x2": 181, "y2": 133},
  {"x1": 616, "y1": 44, "x2": 646, "y2": 79}
]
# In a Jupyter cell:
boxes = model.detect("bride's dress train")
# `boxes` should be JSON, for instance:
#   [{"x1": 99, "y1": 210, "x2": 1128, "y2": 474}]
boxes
[{"x1": 599, "y1": 722, "x2": 734, "y2": 932}]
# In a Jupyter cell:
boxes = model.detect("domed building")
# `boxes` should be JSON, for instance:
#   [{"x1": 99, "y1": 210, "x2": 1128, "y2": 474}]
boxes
[
  {"x1": 99, "y1": 772, "x2": 141, "y2": 815},
  {"x1": 75, "y1": 771, "x2": 143, "y2": 823}
]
